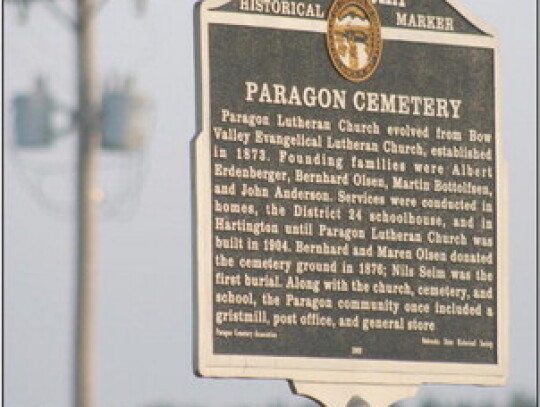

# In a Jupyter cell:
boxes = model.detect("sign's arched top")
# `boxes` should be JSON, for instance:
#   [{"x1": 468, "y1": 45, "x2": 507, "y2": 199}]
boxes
[{"x1": 205, "y1": 0, "x2": 497, "y2": 38}]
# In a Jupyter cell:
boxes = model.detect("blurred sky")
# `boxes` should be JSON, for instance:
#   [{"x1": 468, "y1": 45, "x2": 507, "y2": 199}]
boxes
[{"x1": 3, "y1": 1, "x2": 537, "y2": 407}]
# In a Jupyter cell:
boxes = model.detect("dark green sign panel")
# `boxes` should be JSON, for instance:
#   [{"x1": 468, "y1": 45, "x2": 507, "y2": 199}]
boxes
[{"x1": 194, "y1": 0, "x2": 507, "y2": 386}]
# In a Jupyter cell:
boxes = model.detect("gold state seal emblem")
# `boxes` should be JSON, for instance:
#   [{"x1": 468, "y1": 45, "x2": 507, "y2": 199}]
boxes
[{"x1": 327, "y1": 0, "x2": 382, "y2": 82}]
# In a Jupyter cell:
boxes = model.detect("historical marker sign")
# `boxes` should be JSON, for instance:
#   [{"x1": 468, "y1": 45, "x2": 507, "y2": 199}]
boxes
[{"x1": 193, "y1": 0, "x2": 507, "y2": 389}]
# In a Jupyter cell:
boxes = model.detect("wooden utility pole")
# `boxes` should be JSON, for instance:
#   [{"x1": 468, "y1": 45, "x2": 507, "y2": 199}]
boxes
[
  {"x1": 75, "y1": 1, "x2": 100, "y2": 407},
  {"x1": 8, "y1": 1, "x2": 147, "y2": 406}
]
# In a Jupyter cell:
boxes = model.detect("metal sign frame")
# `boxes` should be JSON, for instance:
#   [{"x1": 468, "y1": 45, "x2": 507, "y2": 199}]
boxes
[{"x1": 193, "y1": 0, "x2": 508, "y2": 387}]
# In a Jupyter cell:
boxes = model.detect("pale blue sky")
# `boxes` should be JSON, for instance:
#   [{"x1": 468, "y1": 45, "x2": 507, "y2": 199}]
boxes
[{"x1": 4, "y1": 1, "x2": 537, "y2": 407}]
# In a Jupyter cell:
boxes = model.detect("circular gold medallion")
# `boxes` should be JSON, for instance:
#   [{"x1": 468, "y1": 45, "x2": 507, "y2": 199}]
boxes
[{"x1": 327, "y1": 0, "x2": 383, "y2": 82}]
